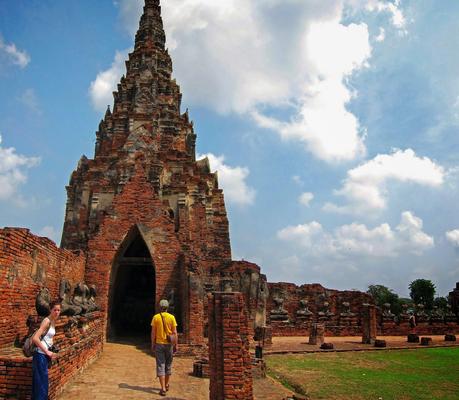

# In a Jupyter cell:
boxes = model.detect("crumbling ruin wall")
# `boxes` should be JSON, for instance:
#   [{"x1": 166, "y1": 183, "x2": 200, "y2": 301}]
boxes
[
  {"x1": 267, "y1": 282, "x2": 372, "y2": 336},
  {"x1": 202, "y1": 261, "x2": 268, "y2": 340},
  {"x1": 0, "y1": 228, "x2": 103, "y2": 399},
  {"x1": 0, "y1": 228, "x2": 85, "y2": 348},
  {"x1": 0, "y1": 313, "x2": 103, "y2": 399},
  {"x1": 267, "y1": 282, "x2": 459, "y2": 337}
]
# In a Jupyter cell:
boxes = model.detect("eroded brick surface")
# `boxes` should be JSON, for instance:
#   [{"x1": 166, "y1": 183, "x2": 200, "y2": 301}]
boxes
[{"x1": 208, "y1": 292, "x2": 253, "y2": 400}]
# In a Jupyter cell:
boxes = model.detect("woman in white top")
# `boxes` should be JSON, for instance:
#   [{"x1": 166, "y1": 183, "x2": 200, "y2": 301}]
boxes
[{"x1": 32, "y1": 300, "x2": 61, "y2": 400}]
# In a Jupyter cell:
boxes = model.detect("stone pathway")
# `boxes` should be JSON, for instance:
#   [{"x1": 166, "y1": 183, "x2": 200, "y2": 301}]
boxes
[
  {"x1": 58, "y1": 341, "x2": 292, "y2": 400},
  {"x1": 59, "y1": 336, "x2": 455, "y2": 399}
]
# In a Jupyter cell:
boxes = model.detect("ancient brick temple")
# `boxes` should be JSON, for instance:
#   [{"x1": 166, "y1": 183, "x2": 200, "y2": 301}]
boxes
[
  {"x1": 0, "y1": 0, "x2": 458, "y2": 398},
  {"x1": 61, "y1": 0, "x2": 230, "y2": 345}
]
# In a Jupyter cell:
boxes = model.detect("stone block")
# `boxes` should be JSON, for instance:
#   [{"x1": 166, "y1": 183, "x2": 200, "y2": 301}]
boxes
[
  {"x1": 420, "y1": 337, "x2": 432, "y2": 346},
  {"x1": 407, "y1": 333, "x2": 419, "y2": 343}
]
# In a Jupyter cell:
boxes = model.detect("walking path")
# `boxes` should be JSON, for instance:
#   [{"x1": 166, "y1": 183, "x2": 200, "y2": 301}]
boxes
[
  {"x1": 57, "y1": 341, "x2": 292, "y2": 400},
  {"x1": 58, "y1": 336, "x2": 458, "y2": 399}
]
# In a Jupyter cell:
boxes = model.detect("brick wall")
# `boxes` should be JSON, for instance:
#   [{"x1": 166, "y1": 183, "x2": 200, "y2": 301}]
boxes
[
  {"x1": 85, "y1": 165, "x2": 185, "y2": 339},
  {"x1": 267, "y1": 282, "x2": 371, "y2": 336},
  {"x1": 0, "y1": 228, "x2": 85, "y2": 348},
  {"x1": 208, "y1": 292, "x2": 253, "y2": 400},
  {"x1": 0, "y1": 313, "x2": 103, "y2": 399}
]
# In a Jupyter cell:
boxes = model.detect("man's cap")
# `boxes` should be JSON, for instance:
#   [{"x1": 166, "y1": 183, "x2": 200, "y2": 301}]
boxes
[{"x1": 159, "y1": 299, "x2": 169, "y2": 308}]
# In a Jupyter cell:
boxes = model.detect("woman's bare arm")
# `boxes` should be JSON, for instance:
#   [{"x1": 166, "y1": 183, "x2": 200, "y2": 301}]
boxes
[{"x1": 32, "y1": 318, "x2": 53, "y2": 357}]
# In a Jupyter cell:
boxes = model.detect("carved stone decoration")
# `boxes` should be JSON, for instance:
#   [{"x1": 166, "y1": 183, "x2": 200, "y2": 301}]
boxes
[
  {"x1": 296, "y1": 299, "x2": 313, "y2": 318},
  {"x1": 35, "y1": 287, "x2": 50, "y2": 317},
  {"x1": 415, "y1": 303, "x2": 428, "y2": 322},
  {"x1": 399, "y1": 303, "x2": 411, "y2": 321},
  {"x1": 59, "y1": 279, "x2": 81, "y2": 316},
  {"x1": 270, "y1": 296, "x2": 289, "y2": 321},
  {"x1": 382, "y1": 303, "x2": 395, "y2": 320},
  {"x1": 72, "y1": 282, "x2": 90, "y2": 314},
  {"x1": 429, "y1": 306, "x2": 444, "y2": 323},
  {"x1": 133, "y1": 87, "x2": 154, "y2": 113},
  {"x1": 221, "y1": 277, "x2": 233, "y2": 293},
  {"x1": 318, "y1": 301, "x2": 334, "y2": 319},
  {"x1": 340, "y1": 301, "x2": 355, "y2": 317},
  {"x1": 87, "y1": 284, "x2": 99, "y2": 313}
]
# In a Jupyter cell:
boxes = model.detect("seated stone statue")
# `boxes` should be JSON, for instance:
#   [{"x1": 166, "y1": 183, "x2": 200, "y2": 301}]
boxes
[
  {"x1": 296, "y1": 299, "x2": 313, "y2": 317},
  {"x1": 382, "y1": 303, "x2": 395, "y2": 319},
  {"x1": 429, "y1": 306, "x2": 444, "y2": 323},
  {"x1": 86, "y1": 284, "x2": 99, "y2": 313},
  {"x1": 59, "y1": 278, "x2": 82, "y2": 316},
  {"x1": 416, "y1": 303, "x2": 427, "y2": 319},
  {"x1": 415, "y1": 303, "x2": 428, "y2": 321},
  {"x1": 72, "y1": 282, "x2": 90, "y2": 314},
  {"x1": 444, "y1": 304, "x2": 457, "y2": 322},
  {"x1": 340, "y1": 301, "x2": 355, "y2": 317},
  {"x1": 318, "y1": 301, "x2": 334, "y2": 318},
  {"x1": 398, "y1": 304, "x2": 411, "y2": 321},
  {"x1": 270, "y1": 296, "x2": 289, "y2": 321},
  {"x1": 35, "y1": 287, "x2": 50, "y2": 317}
]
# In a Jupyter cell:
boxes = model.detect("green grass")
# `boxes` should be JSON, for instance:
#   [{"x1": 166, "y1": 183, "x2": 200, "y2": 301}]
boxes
[{"x1": 266, "y1": 347, "x2": 459, "y2": 400}]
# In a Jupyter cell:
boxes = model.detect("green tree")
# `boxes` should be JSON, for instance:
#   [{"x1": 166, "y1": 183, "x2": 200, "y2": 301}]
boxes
[
  {"x1": 409, "y1": 279, "x2": 436, "y2": 310},
  {"x1": 367, "y1": 284, "x2": 401, "y2": 314},
  {"x1": 433, "y1": 296, "x2": 448, "y2": 310}
]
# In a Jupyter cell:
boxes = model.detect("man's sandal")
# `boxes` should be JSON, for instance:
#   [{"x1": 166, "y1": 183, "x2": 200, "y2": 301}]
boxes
[
  {"x1": 165, "y1": 384, "x2": 170, "y2": 391},
  {"x1": 159, "y1": 389, "x2": 166, "y2": 396}
]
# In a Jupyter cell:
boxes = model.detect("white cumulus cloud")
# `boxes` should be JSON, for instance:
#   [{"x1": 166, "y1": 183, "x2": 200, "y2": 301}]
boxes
[
  {"x1": 299, "y1": 192, "x2": 314, "y2": 206},
  {"x1": 446, "y1": 229, "x2": 459, "y2": 248},
  {"x1": 324, "y1": 148, "x2": 445, "y2": 215},
  {"x1": 365, "y1": 0, "x2": 407, "y2": 31},
  {"x1": 198, "y1": 153, "x2": 255, "y2": 206},
  {"x1": 109, "y1": 0, "x2": 406, "y2": 163},
  {"x1": 0, "y1": 36, "x2": 30, "y2": 68},
  {"x1": 0, "y1": 135, "x2": 40, "y2": 203},
  {"x1": 277, "y1": 211, "x2": 433, "y2": 259},
  {"x1": 89, "y1": 49, "x2": 130, "y2": 112}
]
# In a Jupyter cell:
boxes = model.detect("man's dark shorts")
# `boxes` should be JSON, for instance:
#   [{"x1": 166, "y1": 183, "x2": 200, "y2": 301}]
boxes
[{"x1": 155, "y1": 343, "x2": 173, "y2": 377}]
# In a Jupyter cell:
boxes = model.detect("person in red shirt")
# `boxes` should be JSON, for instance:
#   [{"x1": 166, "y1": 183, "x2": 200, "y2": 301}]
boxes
[{"x1": 151, "y1": 299, "x2": 178, "y2": 396}]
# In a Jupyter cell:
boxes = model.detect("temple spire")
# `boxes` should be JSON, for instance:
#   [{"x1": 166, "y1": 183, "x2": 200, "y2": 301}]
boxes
[{"x1": 134, "y1": 0, "x2": 166, "y2": 52}]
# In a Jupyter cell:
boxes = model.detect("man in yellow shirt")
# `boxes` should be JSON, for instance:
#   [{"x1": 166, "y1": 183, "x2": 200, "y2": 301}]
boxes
[{"x1": 151, "y1": 299, "x2": 178, "y2": 396}]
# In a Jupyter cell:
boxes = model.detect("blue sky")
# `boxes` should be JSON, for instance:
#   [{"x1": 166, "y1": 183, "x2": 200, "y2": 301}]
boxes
[{"x1": 1, "y1": 0, "x2": 458, "y2": 297}]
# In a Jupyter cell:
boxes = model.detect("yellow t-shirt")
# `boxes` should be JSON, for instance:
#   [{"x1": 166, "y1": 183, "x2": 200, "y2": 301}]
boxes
[{"x1": 151, "y1": 312, "x2": 177, "y2": 345}]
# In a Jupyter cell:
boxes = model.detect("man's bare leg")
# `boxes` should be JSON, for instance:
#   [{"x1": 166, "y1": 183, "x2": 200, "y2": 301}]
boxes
[
  {"x1": 165, "y1": 375, "x2": 170, "y2": 390},
  {"x1": 159, "y1": 376, "x2": 166, "y2": 391}
]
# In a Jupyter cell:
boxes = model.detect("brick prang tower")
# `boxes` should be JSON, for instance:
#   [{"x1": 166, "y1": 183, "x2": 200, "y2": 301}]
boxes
[
  {"x1": 59, "y1": 0, "x2": 241, "y2": 345},
  {"x1": 61, "y1": 0, "x2": 231, "y2": 261}
]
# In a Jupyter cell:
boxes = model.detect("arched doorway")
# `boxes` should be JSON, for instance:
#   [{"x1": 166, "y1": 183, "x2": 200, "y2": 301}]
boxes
[{"x1": 108, "y1": 229, "x2": 155, "y2": 340}]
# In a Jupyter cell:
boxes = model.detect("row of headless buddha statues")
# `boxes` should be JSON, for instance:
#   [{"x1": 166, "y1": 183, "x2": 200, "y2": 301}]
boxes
[
  {"x1": 384, "y1": 302, "x2": 457, "y2": 323},
  {"x1": 35, "y1": 279, "x2": 99, "y2": 317},
  {"x1": 270, "y1": 297, "x2": 356, "y2": 322}
]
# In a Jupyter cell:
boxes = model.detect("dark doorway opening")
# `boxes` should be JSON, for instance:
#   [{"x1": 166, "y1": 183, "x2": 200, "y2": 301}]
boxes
[{"x1": 109, "y1": 233, "x2": 155, "y2": 341}]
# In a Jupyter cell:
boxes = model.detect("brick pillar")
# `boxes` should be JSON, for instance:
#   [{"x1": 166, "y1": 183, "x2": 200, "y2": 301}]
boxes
[
  {"x1": 208, "y1": 292, "x2": 253, "y2": 400},
  {"x1": 309, "y1": 323, "x2": 325, "y2": 345},
  {"x1": 362, "y1": 304, "x2": 377, "y2": 344}
]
